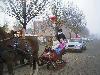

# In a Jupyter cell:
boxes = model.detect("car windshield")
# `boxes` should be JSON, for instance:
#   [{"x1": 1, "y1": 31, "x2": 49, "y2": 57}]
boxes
[{"x1": 69, "y1": 39, "x2": 82, "y2": 43}]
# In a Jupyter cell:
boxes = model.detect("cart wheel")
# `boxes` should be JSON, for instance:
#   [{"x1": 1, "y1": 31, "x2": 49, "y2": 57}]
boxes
[{"x1": 47, "y1": 61, "x2": 57, "y2": 70}]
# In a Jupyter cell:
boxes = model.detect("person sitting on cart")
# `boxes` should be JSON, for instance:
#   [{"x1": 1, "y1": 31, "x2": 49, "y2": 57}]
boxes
[
  {"x1": 54, "y1": 38, "x2": 66, "y2": 55},
  {"x1": 54, "y1": 29, "x2": 66, "y2": 54}
]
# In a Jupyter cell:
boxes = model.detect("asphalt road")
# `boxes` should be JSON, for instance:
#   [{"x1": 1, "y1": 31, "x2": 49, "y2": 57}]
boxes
[{"x1": 4, "y1": 39, "x2": 100, "y2": 75}]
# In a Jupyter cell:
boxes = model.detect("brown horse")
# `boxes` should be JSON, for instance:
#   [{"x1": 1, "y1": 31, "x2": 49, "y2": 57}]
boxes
[{"x1": 0, "y1": 29, "x2": 39, "y2": 75}]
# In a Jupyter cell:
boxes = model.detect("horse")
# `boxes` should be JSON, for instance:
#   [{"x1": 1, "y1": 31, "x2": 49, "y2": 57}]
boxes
[{"x1": 0, "y1": 29, "x2": 39, "y2": 75}]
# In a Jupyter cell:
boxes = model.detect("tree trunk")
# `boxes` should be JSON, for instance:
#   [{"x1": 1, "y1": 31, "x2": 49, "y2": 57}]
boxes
[
  {"x1": 75, "y1": 33, "x2": 78, "y2": 38},
  {"x1": 69, "y1": 32, "x2": 71, "y2": 39},
  {"x1": 55, "y1": 26, "x2": 59, "y2": 34}
]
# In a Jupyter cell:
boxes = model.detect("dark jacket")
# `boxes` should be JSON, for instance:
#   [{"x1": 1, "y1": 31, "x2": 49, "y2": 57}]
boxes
[{"x1": 56, "y1": 32, "x2": 66, "y2": 42}]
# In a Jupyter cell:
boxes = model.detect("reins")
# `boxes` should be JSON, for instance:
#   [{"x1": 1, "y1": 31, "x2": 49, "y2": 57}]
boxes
[{"x1": 0, "y1": 37, "x2": 12, "y2": 42}]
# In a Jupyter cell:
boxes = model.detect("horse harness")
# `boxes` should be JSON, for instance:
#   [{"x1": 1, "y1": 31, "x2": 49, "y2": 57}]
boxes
[{"x1": 0, "y1": 37, "x2": 33, "y2": 58}]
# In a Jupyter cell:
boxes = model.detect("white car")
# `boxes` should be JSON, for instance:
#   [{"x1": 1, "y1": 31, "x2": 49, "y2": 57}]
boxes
[{"x1": 66, "y1": 38, "x2": 87, "y2": 52}]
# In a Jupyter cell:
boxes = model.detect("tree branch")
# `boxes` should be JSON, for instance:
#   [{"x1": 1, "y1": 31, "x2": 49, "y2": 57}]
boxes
[
  {"x1": 27, "y1": 0, "x2": 48, "y2": 23},
  {"x1": 8, "y1": 0, "x2": 23, "y2": 25}
]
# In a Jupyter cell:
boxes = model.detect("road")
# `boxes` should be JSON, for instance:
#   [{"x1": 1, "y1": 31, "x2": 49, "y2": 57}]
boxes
[{"x1": 4, "y1": 39, "x2": 100, "y2": 75}]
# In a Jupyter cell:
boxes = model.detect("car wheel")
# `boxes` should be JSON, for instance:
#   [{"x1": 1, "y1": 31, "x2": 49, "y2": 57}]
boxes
[
  {"x1": 84, "y1": 46, "x2": 87, "y2": 50},
  {"x1": 47, "y1": 61, "x2": 57, "y2": 70},
  {"x1": 81, "y1": 46, "x2": 84, "y2": 50}
]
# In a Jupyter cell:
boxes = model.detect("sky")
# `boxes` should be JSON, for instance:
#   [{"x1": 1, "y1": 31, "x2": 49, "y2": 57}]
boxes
[{"x1": 0, "y1": 0, "x2": 100, "y2": 36}]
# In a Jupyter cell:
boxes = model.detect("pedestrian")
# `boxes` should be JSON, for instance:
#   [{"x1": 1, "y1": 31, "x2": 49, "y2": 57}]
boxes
[{"x1": 56, "y1": 29, "x2": 66, "y2": 42}]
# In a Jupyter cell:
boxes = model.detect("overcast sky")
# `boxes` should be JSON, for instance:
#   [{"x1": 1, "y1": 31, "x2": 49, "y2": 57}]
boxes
[{"x1": 0, "y1": 0, "x2": 100, "y2": 36}]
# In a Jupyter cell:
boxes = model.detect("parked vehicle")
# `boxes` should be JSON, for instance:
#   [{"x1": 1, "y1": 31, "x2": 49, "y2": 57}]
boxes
[{"x1": 66, "y1": 38, "x2": 87, "y2": 52}]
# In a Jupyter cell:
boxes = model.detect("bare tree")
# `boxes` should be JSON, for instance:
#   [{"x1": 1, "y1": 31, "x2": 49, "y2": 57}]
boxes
[
  {"x1": 79, "y1": 26, "x2": 90, "y2": 37},
  {"x1": 1, "y1": 0, "x2": 49, "y2": 29},
  {"x1": 51, "y1": 0, "x2": 63, "y2": 33},
  {"x1": 62, "y1": 2, "x2": 87, "y2": 38}
]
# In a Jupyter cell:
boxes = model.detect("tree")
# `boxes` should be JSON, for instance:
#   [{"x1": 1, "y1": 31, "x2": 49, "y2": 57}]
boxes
[
  {"x1": 79, "y1": 26, "x2": 90, "y2": 37},
  {"x1": 62, "y1": 2, "x2": 87, "y2": 38},
  {"x1": 1, "y1": 0, "x2": 49, "y2": 29},
  {"x1": 51, "y1": 0, "x2": 63, "y2": 33}
]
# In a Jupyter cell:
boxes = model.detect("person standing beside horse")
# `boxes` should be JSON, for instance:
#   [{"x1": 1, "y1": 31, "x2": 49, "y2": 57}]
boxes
[{"x1": 55, "y1": 29, "x2": 66, "y2": 42}]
